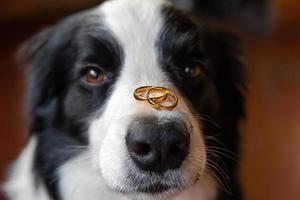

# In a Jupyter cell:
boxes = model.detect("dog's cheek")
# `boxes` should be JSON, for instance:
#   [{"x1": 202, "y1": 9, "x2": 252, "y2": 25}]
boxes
[
  {"x1": 168, "y1": 95, "x2": 207, "y2": 180},
  {"x1": 182, "y1": 121, "x2": 207, "y2": 183},
  {"x1": 57, "y1": 152, "x2": 123, "y2": 200},
  {"x1": 88, "y1": 115, "x2": 130, "y2": 190}
]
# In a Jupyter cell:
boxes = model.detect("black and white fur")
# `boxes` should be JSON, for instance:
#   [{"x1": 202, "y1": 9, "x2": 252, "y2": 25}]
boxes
[{"x1": 3, "y1": 0, "x2": 244, "y2": 199}]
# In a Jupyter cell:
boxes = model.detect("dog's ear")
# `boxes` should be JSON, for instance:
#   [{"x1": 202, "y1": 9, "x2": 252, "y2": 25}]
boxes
[
  {"x1": 18, "y1": 26, "x2": 59, "y2": 131},
  {"x1": 17, "y1": 26, "x2": 56, "y2": 63},
  {"x1": 19, "y1": 23, "x2": 76, "y2": 131}
]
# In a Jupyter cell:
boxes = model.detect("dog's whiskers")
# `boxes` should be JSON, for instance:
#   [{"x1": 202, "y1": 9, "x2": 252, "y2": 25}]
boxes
[
  {"x1": 202, "y1": 139, "x2": 236, "y2": 194},
  {"x1": 204, "y1": 135, "x2": 225, "y2": 146},
  {"x1": 207, "y1": 149, "x2": 238, "y2": 163},
  {"x1": 193, "y1": 114, "x2": 222, "y2": 129},
  {"x1": 207, "y1": 146, "x2": 237, "y2": 156},
  {"x1": 204, "y1": 163, "x2": 231, "y2": 194}
]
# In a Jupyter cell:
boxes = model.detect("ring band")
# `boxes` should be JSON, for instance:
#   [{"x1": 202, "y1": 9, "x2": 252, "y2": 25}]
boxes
[
  {"x1": 147, "y1": 86, "x2": 178, "y2": 110},
  {"x1": 133, "y1": 86, "x2": 168, "y2": 102}
]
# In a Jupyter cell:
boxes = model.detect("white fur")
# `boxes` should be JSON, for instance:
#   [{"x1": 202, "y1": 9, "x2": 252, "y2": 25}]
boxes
[
  {"x1": 2, "y1": 137, "x2": 51, "y2": 200},
  {"x1": 58, "y1": 152, "x2": 127, "y2": 200}
]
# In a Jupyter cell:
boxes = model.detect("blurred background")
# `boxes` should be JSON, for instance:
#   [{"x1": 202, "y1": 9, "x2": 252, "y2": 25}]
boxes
[{"x1": 0, "y1": 0, "x2": 299, "y2": 199}]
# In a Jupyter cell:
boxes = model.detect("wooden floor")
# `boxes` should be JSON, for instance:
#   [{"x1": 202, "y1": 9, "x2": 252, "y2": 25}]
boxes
[{"x1": 0, "y1": 17, "x2": 300, "y2": 200}]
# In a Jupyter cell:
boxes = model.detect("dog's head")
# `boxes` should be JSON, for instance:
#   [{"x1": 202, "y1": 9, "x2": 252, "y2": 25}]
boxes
[{"x1": 20, "y1": 0, "x2": 243, "y2": 199}]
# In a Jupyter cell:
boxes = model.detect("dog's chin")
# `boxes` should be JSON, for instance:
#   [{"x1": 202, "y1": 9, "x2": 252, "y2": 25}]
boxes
[
  {"x1": 115, "y1": 181, "x2": 181, "y2": 194},
  {"x1": 110, "y1": 171, "x2": 199, "y2": 200},
  {"x1": 113, "y1": 184, "x2": 179, "y2": 200}
]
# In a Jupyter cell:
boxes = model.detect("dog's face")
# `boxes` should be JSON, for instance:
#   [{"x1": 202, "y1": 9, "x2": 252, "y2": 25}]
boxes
[
  {"x1": 22, "y1": 0, "x2": 242, "y2": 199},
  {"x1": 89, "y1": 0, "x2": 207, "y2": 196}
]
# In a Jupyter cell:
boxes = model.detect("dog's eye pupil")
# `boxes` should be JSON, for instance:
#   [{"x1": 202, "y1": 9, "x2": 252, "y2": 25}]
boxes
[
  {"x1": 185, "y1": 64, "x2": 202, "y2": 78},
  {"x1": 84, "y1": 67, "x2": 105, "y2": 84}
]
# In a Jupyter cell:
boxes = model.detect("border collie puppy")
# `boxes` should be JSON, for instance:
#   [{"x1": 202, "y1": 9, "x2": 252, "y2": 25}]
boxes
[{"x1": 3, "y1": 0, "x2": 244, "y2": 199}]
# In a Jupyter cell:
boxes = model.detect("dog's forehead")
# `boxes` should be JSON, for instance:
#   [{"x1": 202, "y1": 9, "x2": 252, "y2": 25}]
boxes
[{"x1": 97, "y1": 0, "x2": 168, "y2": 47}]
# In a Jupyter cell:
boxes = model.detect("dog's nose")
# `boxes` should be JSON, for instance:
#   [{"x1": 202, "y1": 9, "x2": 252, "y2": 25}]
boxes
[{"x1": 126, "y1": 117, "x2": 190, "y2": 172}]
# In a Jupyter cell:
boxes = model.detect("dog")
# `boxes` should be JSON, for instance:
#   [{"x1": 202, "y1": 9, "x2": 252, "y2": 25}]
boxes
[{"x1": 3, "y1": 0, "x2": 244, "y2": 199}]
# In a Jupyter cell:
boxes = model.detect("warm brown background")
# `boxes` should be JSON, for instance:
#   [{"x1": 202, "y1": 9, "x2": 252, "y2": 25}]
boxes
[{"x1": 0, "y1": 0, "x2": 300, "y2": 200}]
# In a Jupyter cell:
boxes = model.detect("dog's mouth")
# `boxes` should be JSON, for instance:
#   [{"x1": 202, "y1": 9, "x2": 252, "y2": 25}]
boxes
[
  {"x1": 133, "y1": 176, "x2": 200, "y2": 194},
  {"x1": 112, "y1": 166, "x2": 200, "y2": 196},
  {"x1": 130, "y1": 182, "x2": 175, "y2": 193},
  {"x1": 115, "y1": 180, "x2": 183, "y2": 195},
  {"x1": 113, "y1": 176, "x2": 200, "y2": 200},
  {"x1": 115, "y1": 178, "x2": 181, "y2": 194}
]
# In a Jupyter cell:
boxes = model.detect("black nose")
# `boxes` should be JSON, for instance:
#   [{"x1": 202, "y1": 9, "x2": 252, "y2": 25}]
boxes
[{"x1": 126, "y1": 117, "x2": 190, "y2": 172}]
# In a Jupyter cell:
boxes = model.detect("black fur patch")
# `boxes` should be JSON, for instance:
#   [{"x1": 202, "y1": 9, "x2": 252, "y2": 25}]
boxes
[
  {"x1": 21, "y1": 12, "x2": 124, "y2": 199},
  {"x1": 159, "y1": 5, "x2": 245, "y2": 200}
]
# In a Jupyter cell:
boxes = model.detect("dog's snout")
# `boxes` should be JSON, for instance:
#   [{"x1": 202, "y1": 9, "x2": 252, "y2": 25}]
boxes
[{"x1": 126, "y1": 117, "x2": 190, "y2": 172}]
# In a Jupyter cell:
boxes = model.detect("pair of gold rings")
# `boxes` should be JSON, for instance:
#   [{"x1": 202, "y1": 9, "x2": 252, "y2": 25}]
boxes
[{"x1": 134, "y1": 86, "x2": 178, "y2": 110}]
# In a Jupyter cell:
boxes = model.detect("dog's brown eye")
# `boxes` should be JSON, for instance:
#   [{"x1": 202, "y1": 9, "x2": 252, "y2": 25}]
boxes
[
  {"x1": 185, "y1": 64, "x2": 202, "y2": 78},
  {"x1": 83, "y1": 67, "x2": 106, "y2": 84}
]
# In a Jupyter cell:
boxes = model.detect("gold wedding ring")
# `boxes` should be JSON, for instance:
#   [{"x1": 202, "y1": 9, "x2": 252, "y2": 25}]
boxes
[
  {"x1": 134, "y1": 86, "x2": 167, "y2": 101},
  {"x1": 133, "y1": 86, "x2": 178, "y2": 111}
]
